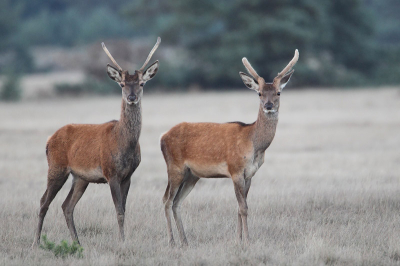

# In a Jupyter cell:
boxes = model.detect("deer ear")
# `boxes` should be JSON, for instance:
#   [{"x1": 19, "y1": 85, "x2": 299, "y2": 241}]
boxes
[
  {"x1": 279, "y1": 69, "x2": 294, "y2": 90},
  {"x1": 143, "y1": 61, "x2": 159, "y2": 82},
  {"x1": 107, "y1": 64, "x2": 122, "y2": 82},
  {"x1": 239, "y1": 72, "x2": 259, "y2": 93}
]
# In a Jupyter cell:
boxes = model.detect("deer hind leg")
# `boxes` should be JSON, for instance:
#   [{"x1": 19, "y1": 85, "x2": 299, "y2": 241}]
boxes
[
  {"x1": 61, "y1": 176, "x2": 89, "y2": 245},
  {"x1": 162, "y1": 182, "x2": 170, "y2": 204},
  {"x1": 163, "y1": 168, "x2": 185, "y2": 247},
  {"x1": 237, "y1": 210, "x2": 243, "y2": 242},
  {"x1": 32, "y1": 168, "x2": 69, "y2": 248},
  {"x1": 233, "y1": 177, "x2": 251, "y2": 245},
  {"x1": 172, "y1": 170, "x2": 199, "y2": 246},
  {"x1": 109, "y1": 179, "x2": 125, "y2": 241},
  {"x1": 39, "y1": 188, "x2": 48, "y2": 207}
]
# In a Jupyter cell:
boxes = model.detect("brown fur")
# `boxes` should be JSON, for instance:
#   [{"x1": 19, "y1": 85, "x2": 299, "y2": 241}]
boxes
[
  {"x1": 161, "y1": 51, "x2": 298, "y2": 246},
  {"x1": 47, "y1": 121, "x2": 128, "y2": 183},
  {"x1": 161, "y1": 122, "x2": 254, "y2": 178},
  {"x1": 32, "y1": 40, "x2": 160, "y2": 248},
  {"x1": 32, "y1": 98, "x2": 142, "y2": 248},
  {"x1": 161, "y1": 104, "x2": 279, "y2": 247}
]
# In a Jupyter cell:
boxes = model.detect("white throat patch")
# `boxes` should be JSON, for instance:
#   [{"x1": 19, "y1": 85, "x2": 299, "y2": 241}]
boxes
[{"x1": 263, "y1": 109, "x2": 277, "y2": 114}]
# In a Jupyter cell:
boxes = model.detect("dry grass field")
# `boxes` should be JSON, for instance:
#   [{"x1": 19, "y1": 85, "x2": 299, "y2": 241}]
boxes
[{"x1": 1, "y1": 88, "x2": 400, "y2": 265}]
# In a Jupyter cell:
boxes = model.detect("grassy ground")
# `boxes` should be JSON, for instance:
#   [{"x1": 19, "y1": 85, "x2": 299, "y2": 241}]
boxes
[{"x1": 1, "y1": 88, "x2": 400, "y2": 265}]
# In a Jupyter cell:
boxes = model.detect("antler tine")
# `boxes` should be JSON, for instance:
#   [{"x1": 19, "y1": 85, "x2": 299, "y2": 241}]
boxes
[
  {"x1": 276, "y1": 49, "x2": 299, "y2": 79},
  {"x1": 139, "y1": 37, "x2": 161, "y2": 72},
  {"x1": 101, "y1": 42, "x2": 123, "y2": 72},
  {"x1": 242, "y1": 57, "x2": 260, "y2": 80}
]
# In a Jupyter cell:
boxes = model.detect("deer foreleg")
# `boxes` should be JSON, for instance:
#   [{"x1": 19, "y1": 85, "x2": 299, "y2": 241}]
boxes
[
  {"x1": 233, "y1": 177, "x2": 250, "y2": 245},
  {"x1": 120, "y1": 177, "x2": 131, "y2": 213},
  {"x1": 109, "y1": 179, "x2": 125, "y2": 241}
]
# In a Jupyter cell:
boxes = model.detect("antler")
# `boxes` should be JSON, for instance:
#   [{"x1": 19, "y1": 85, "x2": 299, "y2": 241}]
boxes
[
  {"x1": 139, "y1": 37, "x2": 161, "y2": 72},
  {"x1": 242, "y1": 57, "x2": 260, "y2": 80},
  {"x1": 101, "y1": 42, "x2": 123, "y2": 72},
  {"x1": 276, "y1": 49, "x2": 299, "y2": 79}
]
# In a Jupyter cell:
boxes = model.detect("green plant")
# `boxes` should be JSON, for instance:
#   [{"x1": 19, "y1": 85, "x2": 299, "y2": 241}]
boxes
[{"x1": 40, "y1": 235, "x2": 83, "y2": 259}]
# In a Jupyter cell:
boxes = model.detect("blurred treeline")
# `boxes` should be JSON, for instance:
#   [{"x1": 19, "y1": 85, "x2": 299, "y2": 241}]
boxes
[{"x1": 1, "y1": 0, "x2": 400, "y2": 91}]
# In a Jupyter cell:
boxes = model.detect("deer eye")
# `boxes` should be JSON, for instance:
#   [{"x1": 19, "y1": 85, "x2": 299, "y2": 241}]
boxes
[
  {"x1": 258, "y1": 92, "x2": 261, "y2": 96},
  {"x1": 140, "y1": 83, "x2": 144, "y2": 87},
  {"x1": 120, "y1": 83, "x2": 124, "y2": 88},
  {"x1": 277, "y1": 92, "x2": 281, "y2": 96}
]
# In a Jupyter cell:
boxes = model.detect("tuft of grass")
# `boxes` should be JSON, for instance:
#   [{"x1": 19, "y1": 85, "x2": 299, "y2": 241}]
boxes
[
  {"x1": 390, "y1": 252, "x2": 400, "y2": 262},
  {"x1": 40, "y1": 235, "x2": 83, "y2": 259}
]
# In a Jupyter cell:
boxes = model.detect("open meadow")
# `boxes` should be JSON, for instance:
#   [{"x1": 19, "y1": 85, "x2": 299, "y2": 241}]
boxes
[{"x1": 1, "y1": 88, "x2": 400, "y2": 265}]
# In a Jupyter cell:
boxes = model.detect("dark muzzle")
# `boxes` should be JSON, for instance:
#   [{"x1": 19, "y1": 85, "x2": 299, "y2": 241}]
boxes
[
  {"x1": 265, "y1": 102, "x2": 273, "y2": 110},
  {"x1": 127, "y1": 95, "x2": 137, "y2": 102}
]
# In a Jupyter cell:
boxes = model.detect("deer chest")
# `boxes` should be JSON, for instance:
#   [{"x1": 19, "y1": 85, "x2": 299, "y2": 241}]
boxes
[
  {"x1": 109, "y1": 144, "x2": 141, "y2": 179},
  {"x1": 244, "y1": 151, "x2": 265, "y2": 179}
]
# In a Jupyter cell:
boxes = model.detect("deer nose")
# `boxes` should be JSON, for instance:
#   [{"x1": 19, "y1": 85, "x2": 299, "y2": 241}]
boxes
[
  {"x1": 265, "y1": 102, "x2": 273, "y2": 110},
  {"x1": 127, "y1": 95, "x2": 136, "y2": 102}
]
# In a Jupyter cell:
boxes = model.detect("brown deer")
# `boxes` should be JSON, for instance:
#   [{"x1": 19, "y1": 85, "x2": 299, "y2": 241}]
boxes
[
  {"x1": 32, "y1": 37, "x2": 161, "y2": 247},
  {"x1": 161, "y1": 49, "x2": 299, "y2": 246}
]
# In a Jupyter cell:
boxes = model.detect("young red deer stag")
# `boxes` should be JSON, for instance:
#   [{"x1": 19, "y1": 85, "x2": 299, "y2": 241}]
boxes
[
  {"x1": 161, "y1": 49, "x2": 299, "y2": 246},
  {"x1": 32, "y1": 37, "x2": 161, "y2": 247}
]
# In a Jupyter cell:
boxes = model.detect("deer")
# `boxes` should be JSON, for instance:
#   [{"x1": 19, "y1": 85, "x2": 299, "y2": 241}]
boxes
[
  {"x1": 160, "y1": 49, "x2": 299, "y2": 246},
  {"x1": 32, "y1": 37, "x2": 161, "y2": 248}
]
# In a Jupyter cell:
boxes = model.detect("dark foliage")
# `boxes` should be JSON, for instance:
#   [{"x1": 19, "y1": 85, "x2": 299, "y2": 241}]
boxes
[
  {"x1": 1, "y1": 0, "x2": 400, "y2": 88},
  {"x1": 126, "y1": 0, "x2": 381, "y2": 87}
]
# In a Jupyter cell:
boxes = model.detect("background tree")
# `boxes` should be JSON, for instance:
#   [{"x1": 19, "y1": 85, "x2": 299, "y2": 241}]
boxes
[
  {"x1": 1, "y1": 0, "x2": 400, "y2": 89},
  {"x1": 364, "y1": 0, "x2": 400, "y2": 85},
  {"x1": 127, "y1": 0, "x2": 378, "y2": 87},
  {"x1": 0, "y1": 0, "x2": 33, "y2": 74}
]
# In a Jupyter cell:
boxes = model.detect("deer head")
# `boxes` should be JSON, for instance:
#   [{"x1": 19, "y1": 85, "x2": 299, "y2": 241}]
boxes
[
  {"x1": 102, "y1": 37, "x2": 161, "y2": 105},
  {"x1": 239, "y1": 49, "x2": 299, "y2": 114}
]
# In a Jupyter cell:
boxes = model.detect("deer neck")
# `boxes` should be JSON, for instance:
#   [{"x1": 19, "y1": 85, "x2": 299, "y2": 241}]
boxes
[
  {"x1": 251, "y1": 105, "x2": 279, "y2": 153},
  {"x1": 117, "y1": 99, "x2": 142, "y2": 147}
]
